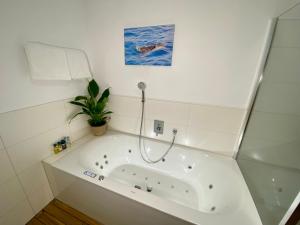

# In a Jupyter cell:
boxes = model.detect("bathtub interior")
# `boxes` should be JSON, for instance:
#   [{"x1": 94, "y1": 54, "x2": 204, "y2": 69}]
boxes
[
  {"x1": 109, "y1": 164, "x2": 199, "y2": 210},
  {"x1": 76, "y1": 132, "x2": 244, "y2": 214}
]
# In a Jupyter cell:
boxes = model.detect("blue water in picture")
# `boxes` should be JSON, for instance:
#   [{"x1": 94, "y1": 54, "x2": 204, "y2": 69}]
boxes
[{"x1": 124, "y1": 24, "x2": 175, "y2": 66}]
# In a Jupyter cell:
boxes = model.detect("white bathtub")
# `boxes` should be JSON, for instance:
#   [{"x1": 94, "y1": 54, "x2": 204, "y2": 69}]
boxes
[{"x1": 43, "y1": 131, "x2": 262, "y2": 225}]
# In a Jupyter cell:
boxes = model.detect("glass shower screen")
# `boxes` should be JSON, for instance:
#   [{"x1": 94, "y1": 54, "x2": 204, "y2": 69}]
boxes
[{"x1": 237, "y1": 4, "x2": 300, "y2": 225}]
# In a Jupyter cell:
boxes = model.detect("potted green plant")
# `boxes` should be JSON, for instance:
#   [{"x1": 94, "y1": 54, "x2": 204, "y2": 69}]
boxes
[{"x1": 69, "y1": 79, "x2": 112, "y2": 136}]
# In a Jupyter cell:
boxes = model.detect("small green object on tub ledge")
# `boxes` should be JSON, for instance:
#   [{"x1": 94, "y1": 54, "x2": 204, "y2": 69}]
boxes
[{"x1": 69, "y1": 79, "x2": 112, "y2": 136}]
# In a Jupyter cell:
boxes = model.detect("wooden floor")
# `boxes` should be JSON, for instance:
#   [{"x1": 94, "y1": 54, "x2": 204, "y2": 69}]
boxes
[{"x1": 26, "y1": 199, "x2": 104, "y2": 225}]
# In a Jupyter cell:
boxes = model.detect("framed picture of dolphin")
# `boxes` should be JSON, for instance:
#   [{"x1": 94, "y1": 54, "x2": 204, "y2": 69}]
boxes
[{"x1": 124, "y1": 24, "x2": 175, "y2": 66}]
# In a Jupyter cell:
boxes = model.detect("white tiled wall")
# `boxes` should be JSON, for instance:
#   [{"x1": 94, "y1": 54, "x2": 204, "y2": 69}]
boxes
[
  {"x1": 0, "y1": 138, "x2": 4, "y2": 150},
  {"x1": 0, "y1": 101, "x2": 67, "y2": 147},
  {"x1": 0, "y1": 177, "x2": 28, "y2": 216},
  {"x1": 0, "y1": 200, "x2": 33, "y2": 225},
  {"x1": 273, "y1": 19, "x2": 300, "y2": 48},
  {"x1": 255, "y1": 82, "x2": 300, "y2": 115},
  {"x1": 0, "y1": 162, "x2": 33, "y2": 225},
  {"x1": 108, "y1": 95, "x2": 246, "y2": 157},
  {"x1": 264, "y1": 47, "x2": 300, "y2": 83},
  {"x1": 66, "y1": 102, "x2": 91, "y2": 142},
  {"x1": 0, "y1": 150, "x2": 15, "y2": 186},
  {"x1": 18, "y1": 162, "x2": 54, "y2": 212},
  {"x1": 0, "y1": 99, "x2": 90, "y2": 224}
]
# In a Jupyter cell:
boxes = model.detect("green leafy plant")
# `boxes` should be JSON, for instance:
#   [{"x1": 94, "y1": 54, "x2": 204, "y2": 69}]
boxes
[{"x1": 69, "y1": 79, "x2": 112, "y2": 127}]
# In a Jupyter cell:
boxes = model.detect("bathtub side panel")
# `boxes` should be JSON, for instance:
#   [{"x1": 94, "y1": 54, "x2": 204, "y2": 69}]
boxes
[
  {"x1": 43, "y1": 162, "x2": 78, "y2": 197},
  {"x1": 44, "y1": 164, "x2": 194, "y2": 225}
]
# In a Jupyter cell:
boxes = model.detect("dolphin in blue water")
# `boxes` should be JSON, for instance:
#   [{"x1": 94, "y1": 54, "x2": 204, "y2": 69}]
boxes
[{"x1": 136, "y1": 43, "x2": 164, "y2": 54}]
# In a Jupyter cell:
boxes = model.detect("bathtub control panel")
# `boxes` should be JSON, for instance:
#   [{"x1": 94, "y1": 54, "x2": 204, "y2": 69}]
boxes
[
  {"x1": 84, "y1": 170, "x2": 97, "y2": 178},
  {"x1": 154, "y1": 120, "x2": 164, "y2": 136}
]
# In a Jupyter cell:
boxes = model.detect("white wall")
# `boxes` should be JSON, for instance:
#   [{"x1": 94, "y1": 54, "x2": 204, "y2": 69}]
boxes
[
  {"x1": 87, "y1": 0, "x2": 298, "y2": 109},
  {"x1": 0, "y1": 0, "x2": 90, "y2": 113}
]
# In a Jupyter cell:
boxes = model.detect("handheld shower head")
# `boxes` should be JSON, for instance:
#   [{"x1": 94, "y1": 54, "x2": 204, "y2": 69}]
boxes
[
  {"x1": 137, "y1": 82, "x2": 146, "y2": 102},
  {"x1": 137, "y1": 82, "x2": 146, "y2": 91}
]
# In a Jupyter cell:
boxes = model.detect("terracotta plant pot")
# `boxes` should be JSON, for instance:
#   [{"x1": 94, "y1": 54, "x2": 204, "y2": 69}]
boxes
[{"x1": 90, "y1": 123, "x2": 108, "y2": 136}]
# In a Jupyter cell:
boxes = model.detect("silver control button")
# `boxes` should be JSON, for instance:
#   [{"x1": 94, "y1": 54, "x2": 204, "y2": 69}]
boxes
[{"x1": 84, "y1": 170, "x2": 97, "y2": 178}]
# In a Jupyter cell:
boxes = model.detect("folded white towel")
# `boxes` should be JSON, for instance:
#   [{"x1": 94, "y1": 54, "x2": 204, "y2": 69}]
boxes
[
  {"x1": 24, "y1": 42, "x2": 92, "y2": 80},
  {"x1": 65, "y1": 48, "x2": 92, "y2": 80},
  {"x1": 24, "y1": 42, "x2": 71, "y2": 80}
]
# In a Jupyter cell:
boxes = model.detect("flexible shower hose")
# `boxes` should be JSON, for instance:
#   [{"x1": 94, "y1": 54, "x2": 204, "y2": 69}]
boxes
[{"x1": 138, "y1": 98, "x2": 177, "y2": 164}]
